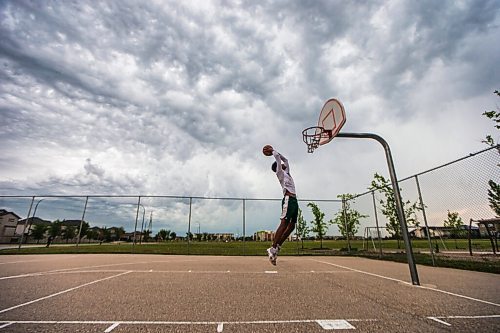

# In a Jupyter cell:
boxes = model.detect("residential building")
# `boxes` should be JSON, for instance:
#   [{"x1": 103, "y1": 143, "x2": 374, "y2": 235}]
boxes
[
  {"x1": 17, "y1": 217, "x2": 52, "y2": 243},
  {"x1": 254, "y1": 230, "x2": 274, "y2": 242},
  {"x1": 0, "y1": 209, "x2": 21, "y2": 243}
]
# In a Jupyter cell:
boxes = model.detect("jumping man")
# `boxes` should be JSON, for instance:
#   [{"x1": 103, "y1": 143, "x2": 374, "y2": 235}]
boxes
[{"x1": 262, "y1": 145, "x2": 299, "y2": 265}]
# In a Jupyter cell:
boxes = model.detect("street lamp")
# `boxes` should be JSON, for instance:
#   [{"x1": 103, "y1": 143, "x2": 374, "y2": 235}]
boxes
[{"x1": 26, "y1": 199, "x2": 45, "y2": 242}]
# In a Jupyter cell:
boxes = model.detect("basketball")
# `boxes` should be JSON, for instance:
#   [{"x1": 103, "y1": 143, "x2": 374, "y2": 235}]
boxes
[{"x1": 262, "y1": 145, "x2": 273, "y2": 156}]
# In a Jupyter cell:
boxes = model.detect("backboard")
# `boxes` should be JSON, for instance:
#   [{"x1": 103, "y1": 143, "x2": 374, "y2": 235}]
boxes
[{"x1": 317, "y1": 98, "x2": 346, "y2": 145}]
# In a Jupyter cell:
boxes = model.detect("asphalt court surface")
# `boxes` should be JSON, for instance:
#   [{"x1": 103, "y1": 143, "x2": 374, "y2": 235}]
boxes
[{"x1": 0, "y1": 254, "x2": 498, "y2": 332}]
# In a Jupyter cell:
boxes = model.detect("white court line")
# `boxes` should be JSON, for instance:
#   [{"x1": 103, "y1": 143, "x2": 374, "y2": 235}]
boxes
[
  {"x1": 104, "y1": 322, "x2": 120, "y2": 332},
  {"x1": 0, "y1": 271, "x2": 131, "y2": 314},
  {"x1": 217, "y1": 322, "x2": 224, "y2": 332},
  {"x1": 428, "y1": 314, "x2": 500, "y2": 327},
  {"x1": 428, "y1": 317, "x2": 451, "y2": 326},
  {"x1": 0, "y1": 269, "x2": 355, "y2": 280},
  {"x1": 0, "y1": 323, "x2": 12, "y2": 329},
  {"x1": 0, "y1": 319, "x2": 378, "y2": 325},
  {"x1": 0, "y1": 258, "x2": 202, "y2": 280},
  {"x1": 312, "y1": 259, "x2": 500, "y2": 308}
]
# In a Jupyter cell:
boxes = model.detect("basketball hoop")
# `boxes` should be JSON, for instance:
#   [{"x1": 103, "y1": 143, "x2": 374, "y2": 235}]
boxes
[
  {"x1": 302, "y1": 98, "x2": 346, "y2": 153},
  {"x1": 302, "y1": 126, "x2": 332, "y2": 153}
]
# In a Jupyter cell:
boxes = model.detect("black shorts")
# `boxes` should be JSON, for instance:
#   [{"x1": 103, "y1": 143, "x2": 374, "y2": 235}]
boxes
[{"x1": 280, "y1": 195, "x2": 298, "y2": 223}]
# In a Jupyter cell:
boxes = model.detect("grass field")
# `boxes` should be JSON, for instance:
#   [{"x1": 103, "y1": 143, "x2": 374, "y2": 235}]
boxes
[{"x1": 2, "y1": 239, "x2": 499, "y2": 274}]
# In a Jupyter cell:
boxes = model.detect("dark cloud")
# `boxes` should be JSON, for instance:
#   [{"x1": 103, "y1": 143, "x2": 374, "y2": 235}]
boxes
[{"x1": 0, "y1": 0, "x2": 498, "y2": 204}]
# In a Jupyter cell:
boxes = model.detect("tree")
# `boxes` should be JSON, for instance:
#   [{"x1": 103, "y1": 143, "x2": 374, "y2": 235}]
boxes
[
  {"x1": 31, "y1": 224, "x2": 47, "y2": 244},
  {"x1": 483, "y1": 90, "x2": 500, "y2": 217},
  {"x1": 307, "y1": 202, "x2": 328, "y2": 249},
  {"x1": 443, "y1": 210, "x2": 464, "y2": 249},
  {"x1": 487, "y1": 180, "x2": 500, "y2": 217},
  {"x1": 62, "y1": 226, "x2": 76, "y2": 243},
  {"x1": 369, "y1": 173, "x2": 420, "y2": 248},
  {"x1": 295, "y1": 208, "x2": 309, "y2": 249},
  {"x1": 86, "y1": 229, "x2": 99, "y2": 243},
  {"x1": 482, "y1": 90, "x2": 500, "y2": 147},
  {"x1": 331, "y1": 194, "x2": 368, "y2": 240},
  {"x1": 77, "y1": 221, "x2": 90, "y2": 242},
  {"x1": 170, "y1": 231, "x2": 176, "y2": 240},
  {"x1": 48, "y1": 220, "x2": 62, "y2": 241},
  {"x1": 143, "y1": 229, "x2": 151, "y2": 242},
  {"x1": 115, "y1": 227, "x2": 125, "y2": 241},
  {"x1": 157, "y1": 229, "x2": 169, "y2": 241}
]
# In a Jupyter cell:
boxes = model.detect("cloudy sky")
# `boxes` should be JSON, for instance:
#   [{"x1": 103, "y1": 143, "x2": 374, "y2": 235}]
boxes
[{"x1": 1, "y1": 1, "x2": 499, "y2": 233}]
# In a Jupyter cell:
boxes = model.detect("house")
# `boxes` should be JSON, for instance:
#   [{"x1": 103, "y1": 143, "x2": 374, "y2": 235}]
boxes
[
  {"x1": 0, "y1": 209, "x2": 21, "y2": 243},
  {"x1": 254, "y1": 230, "x2": 274, "y2": 241},
  {"x1": 410, "y1": 225, "x2": 480, "y2": 239},
  {"x1": 17, "y1": 217, "x2": 52, "y2": 243}
]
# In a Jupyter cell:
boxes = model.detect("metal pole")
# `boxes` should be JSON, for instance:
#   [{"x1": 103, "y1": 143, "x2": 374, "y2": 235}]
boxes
[
  {"x1": 371, "y1": 191, "x2": 383, "y2": 258},
  {"x1": 414, "y1": 175, "x2": 435, "y2": 266},
  {"x1": 18, "y1": 196, "x2": 35, "y2": 249},
  {"x1": 132, "y1": 196, "x2": 141, "y2": 252},
  {"x1": 76, "y1": 196, "x2": 88, "y2": 248},
  {"x1": 337, "y1": 132, "x2": 420, "y2": 285},
  {"x1": 26, "y1": 198, "x2": 45, "y2": 240},
  {"x1": 242, "y1": 199, "x2": 246, "y2": 256},
  {"x1": 139, "y1": 204, "x2": 145, "y2": 244},
  {"x1": 187, "y1": 197, "x2": 192, "y2": 255},
  {"x1": 342, "y1": 198, "x2": 350, "y2": 252}
]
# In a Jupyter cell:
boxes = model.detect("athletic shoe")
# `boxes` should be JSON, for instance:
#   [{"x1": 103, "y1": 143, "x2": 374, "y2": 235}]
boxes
[{"x1": 266, "y1": 247, "x2": 277, "y2": 266}]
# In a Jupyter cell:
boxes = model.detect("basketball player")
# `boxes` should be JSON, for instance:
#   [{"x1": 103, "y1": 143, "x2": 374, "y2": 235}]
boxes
[{"x1": 262, "y1": 145, "x2": 298, "y2": 265}]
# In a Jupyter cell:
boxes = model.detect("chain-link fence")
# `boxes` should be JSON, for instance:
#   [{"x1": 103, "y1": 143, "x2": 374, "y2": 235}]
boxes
[
  {"x1": 1, "y1": 145, "x2": 498, "y2": 261},
  {"x1": 347, "y1": 145, "x2": 499, "y2": 260},
  {"x1": 0, "y1": 193, "x2": 342, "y2": 255}
]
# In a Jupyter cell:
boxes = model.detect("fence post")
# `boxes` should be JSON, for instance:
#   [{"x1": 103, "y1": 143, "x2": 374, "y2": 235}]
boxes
[
  {"x1": 132, "y1": 196, "x2": 141, "y2": 253},
  {"x1": 18, "y1": 196, "x2": 35, "y2": 250},
  {"x1": 187, "y1": 197, "x2": 192, "y2": 255},
  {"x1": 76, "y1": 196, "x2": 89, "y2": 248},
  {"x1": 371, "y1": 191, "x2": 383, "y2": 258},
  {"x1": 414, "y1": 175, "x2": 435, "y2": 266},
  {"x1": 242, "y1": 199, "x2": 246, "y2": 256}
]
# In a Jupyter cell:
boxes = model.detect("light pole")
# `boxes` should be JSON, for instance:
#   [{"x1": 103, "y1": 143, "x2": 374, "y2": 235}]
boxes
[{"x1": 26, "y1": 198, "x2": 45, "y2": 240}]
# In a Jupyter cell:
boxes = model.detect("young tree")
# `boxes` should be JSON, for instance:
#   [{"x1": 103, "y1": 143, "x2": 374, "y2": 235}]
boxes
[
  {"x1": 48, "y1": 220, "x2": 62, "y2": 241},
  {"x1": 157, "y1": 229, "x2": 168, "y2": 241},
  {"x1": 31, "y1": 224, "x2": 47, "y2": 244},
  {"x1": 487, "y1": 180, "x2": 500, "y2": 217},
  {"x1": 369, "y1": 173, "x2": 420, "y2": 248},
  {"x1": 77, "y1": 221, "x2": 90, "y2": 242},
  {"x1": 307, "y1": 202, "x2": 328, "y2": 249},
  {"x1": 482, "y1": 90, "x2": 500, "y2": 147},
  {"x1": 143, "y1": 229, "x2": 151, "y2": 242},
  {"x1": 443, "y1": 210, "x2": 464, "y2": 249},
  {"x1": 331, "y1": 194, "x2": 368, "y2": 240},
  {"x1": 62, "y1": 226, "x2": 76, "y2": 243},
  {"x1": 483, "y1": 90, "x2": 500, "y2": 217},
  {"x1": 115, "y1": 227, "x2": 125, "y2": 241},
  {"x1": 295, "y1": 208, "x2": 309, "y2": 249}
]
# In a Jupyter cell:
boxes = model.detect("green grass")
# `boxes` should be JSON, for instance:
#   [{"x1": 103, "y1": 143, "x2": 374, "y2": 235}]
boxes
[{"x1": 2, "y1": 239, "x2": 498, "y2": 274}]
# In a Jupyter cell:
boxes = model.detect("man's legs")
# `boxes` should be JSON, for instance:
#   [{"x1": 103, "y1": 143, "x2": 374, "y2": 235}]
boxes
[
  {"x1": 272, "y1": 218, "x2": 287, "y2": 248},
  {"x1": 278, "y1": 219, "x2": 296, "y2": 246}
]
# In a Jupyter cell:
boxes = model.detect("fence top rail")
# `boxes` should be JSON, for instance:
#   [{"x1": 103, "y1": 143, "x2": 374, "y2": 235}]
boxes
[{"x1": 0, "y1": 194, "x2": 341, "y2": 203}]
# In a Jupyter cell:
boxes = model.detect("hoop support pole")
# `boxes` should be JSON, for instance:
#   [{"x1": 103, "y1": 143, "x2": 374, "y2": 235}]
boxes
[{"x1": 336, "y1": 132, "x2": 420, "y2": 286}]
